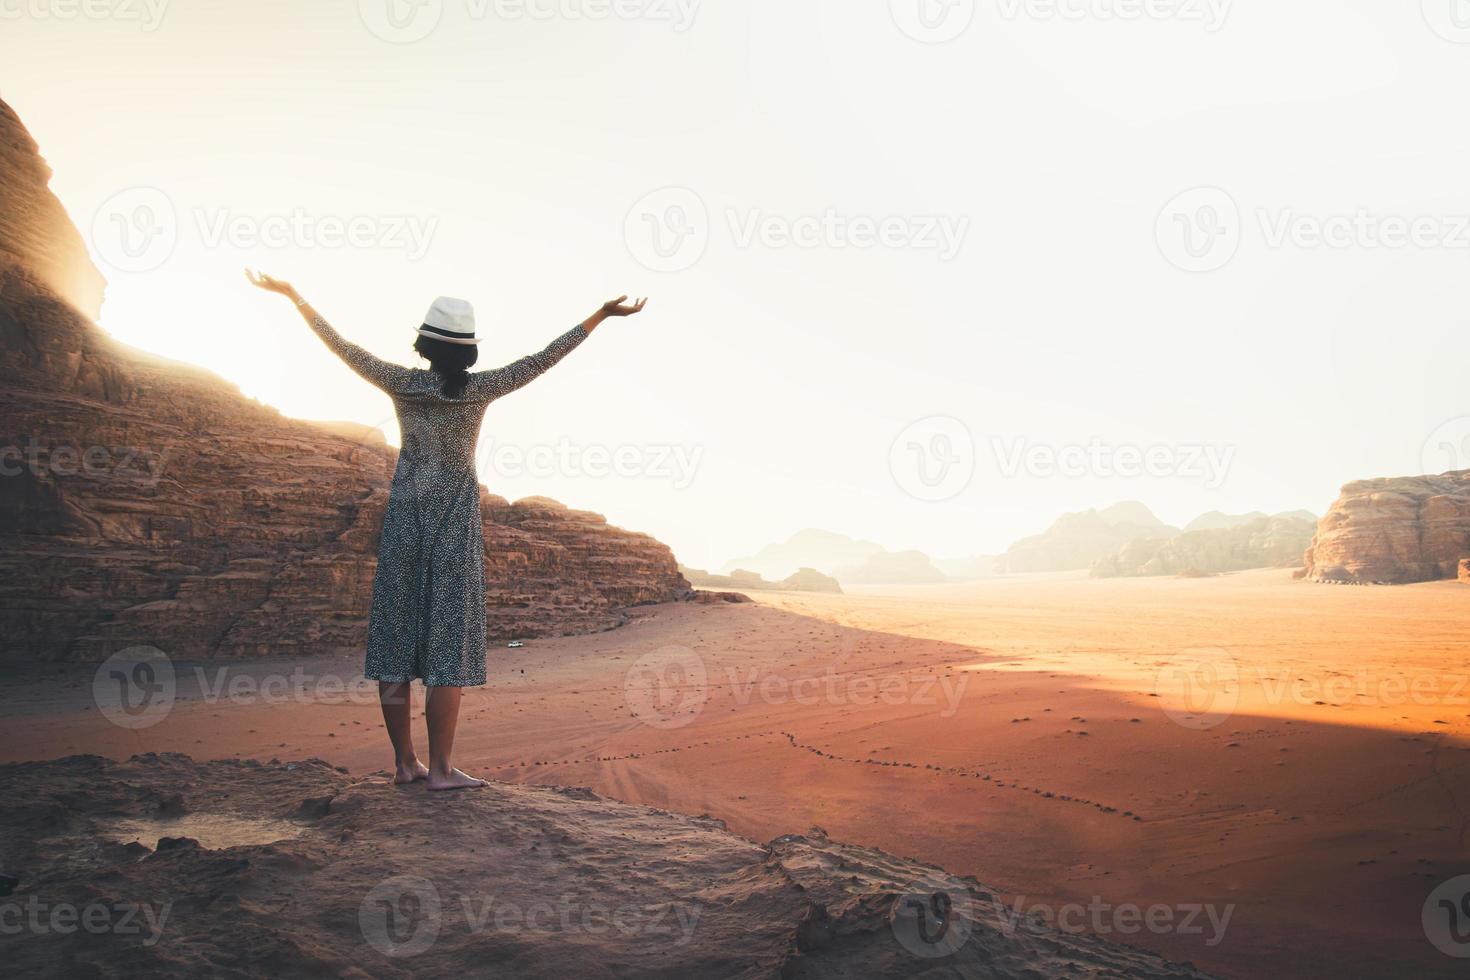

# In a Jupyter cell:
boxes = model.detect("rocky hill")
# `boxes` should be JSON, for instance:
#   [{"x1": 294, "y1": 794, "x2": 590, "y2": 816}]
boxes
[
  {"x1": 1302, "y1": 472, "x2": 1470, "y2": 584},
  {"x1": 0, "y1": 97, "x2": 687, "y2": 662},
  {"x1": 0, "y1": 753, "x2": 1219, "y2": 979},
  {"x1": 1093, "y1": 514, "x2": 1315, "y2": 578}
]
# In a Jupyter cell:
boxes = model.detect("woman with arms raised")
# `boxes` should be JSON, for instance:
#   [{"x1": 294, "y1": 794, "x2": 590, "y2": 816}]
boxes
[{"x1": 247, "y1": 270, "x2": 646, "y2": 790}]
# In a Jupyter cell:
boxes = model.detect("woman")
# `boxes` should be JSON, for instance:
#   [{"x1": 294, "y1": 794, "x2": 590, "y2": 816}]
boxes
[{"x1": 247, "y1": 270, "x2": 646, "y2": 790}]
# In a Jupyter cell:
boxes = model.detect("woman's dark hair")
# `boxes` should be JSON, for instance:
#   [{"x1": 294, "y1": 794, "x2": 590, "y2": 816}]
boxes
[{"x1": 413, "y1": 334, "x2": 479, "y2": 399}]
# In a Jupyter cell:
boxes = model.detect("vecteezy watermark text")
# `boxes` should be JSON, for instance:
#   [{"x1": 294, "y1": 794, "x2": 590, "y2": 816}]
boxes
[
  {"x1": 991, "y1": 437, "x2": 1235, "y2": 490},
  {"x1": 358, "y1": 875, "x2": 700, "y2": 958},
  {"x1": 1158, "y1": 187, "x2": 1470, "y2": 273},
  {"x1": 625, "y1": 187, "x2": 969, "y2": 272},
  {"x1": 994, "y1": 894, "x2": 1234, "y2": 947},
  {"x1": 0, "y1": 897, "x2": 172, "y2": 945},
  {"x1": 357, "y1": 0, "x2": 700, "y2": 44},
  {"x1": 479, "y1": 439, "x2": 703, "y2": 490},
  {"x1": 0, "y1": 0, "x2": 169, "y2": 30},
  {"x1": 91, "y1": 187, "x2": 438, "y2": 274},
  {"x1": 1, "y1": 438, "x2": 167, "y2": 487}
]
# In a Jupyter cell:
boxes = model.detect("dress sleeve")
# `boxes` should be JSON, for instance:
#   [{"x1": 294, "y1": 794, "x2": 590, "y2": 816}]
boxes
[
  {"x1": 466, "y1": 325, "x2": 588, "y2": 402},
  {"x1": 306, "y1": 313, "x2": 414, "y2": 394}
]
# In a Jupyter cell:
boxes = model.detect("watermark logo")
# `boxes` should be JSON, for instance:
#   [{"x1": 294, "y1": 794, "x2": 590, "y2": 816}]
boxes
[
  {"x1": 889, "y1": 416, "x2": 975, "y2": 502},
  {"x1": 1421, "y1": 416, "x2": 1470, "y2": 475},
  {"x1": 890, "y1": 870, "x2": 975, "y2": 958},
  {"x1": 623, "y1": 645, "x2": 708, "y2": 729},
  {"x1": 91, "y1": 186, "x2": 178, "y2": 274},
  {"x1": 1154, "y1": 647, "x2": 1238, "y2": 730},
  {"x1": 359, "y1": 0, "x2": 444, "y2": 42},
  {"x1": 1424, "y1": 875, "x2": 1470, "y2": 958},
  {"x1": 625, "y1": 186, "x2": 709, "y2": 273},
  {"x1": 92, "y1": 646, "x2": 176, "y2": 730},
  {"x1": 360, "y1": 875, "x2": 443, "y2": 957},
  {"x1": 1156, "y1": 187, "x2": 1240, "y2": 273},
  {"x1": 890, "y1": 0, "x2": 975, "y2": 44},
  {"x1": 1422, "y1": 0, "x2": 1470, "y2": 43}
]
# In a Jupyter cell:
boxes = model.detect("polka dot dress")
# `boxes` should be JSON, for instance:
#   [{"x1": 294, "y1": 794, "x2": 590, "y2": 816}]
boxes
[{"x1": 308, "y1": 314, "x2": 587, "y2": 687}]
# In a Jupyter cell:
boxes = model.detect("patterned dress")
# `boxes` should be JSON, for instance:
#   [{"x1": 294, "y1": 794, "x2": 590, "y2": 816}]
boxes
[{"x1": 307, "y1": 314, "x2": 587, "y2": 686}]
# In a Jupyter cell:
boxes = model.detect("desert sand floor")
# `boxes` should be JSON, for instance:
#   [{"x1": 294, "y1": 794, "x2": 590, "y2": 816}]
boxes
[{"x1": 8, "y1": 569, "x2": 1469, "y2": 979}]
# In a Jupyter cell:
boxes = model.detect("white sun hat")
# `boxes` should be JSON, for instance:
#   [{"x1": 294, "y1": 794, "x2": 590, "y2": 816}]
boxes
[{"x1": 417, "y1": 296, "x2": 480, "y2": 345}]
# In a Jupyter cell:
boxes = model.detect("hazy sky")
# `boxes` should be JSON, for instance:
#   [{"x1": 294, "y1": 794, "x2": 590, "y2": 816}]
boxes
[{"x1": 5, "y1": 1, "x2": 1470, "y2": 569}]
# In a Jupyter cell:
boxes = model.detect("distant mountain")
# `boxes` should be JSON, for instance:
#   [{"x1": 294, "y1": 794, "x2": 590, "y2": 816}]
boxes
[
  {"x1": 680, "y1": 564, "x2": 843, "y2": 594},
  {"x1": 719, "y1": 529, "x2": 884, "y2": 581},
  {"x1": 1185, "y1": 510, "x2": 1316, "y2": 533},
  {"x1": 997, "y1": 502, "x2": 1179, "y2": 574},
  {"x1": 835, "y1": 550, "x2": 946, "y2": 585},
  {"x1": 933, "y1": 555, "x2": 1000, "y2": 580},
  {"x1": 1098, "y1": 500, "x2": 1170, "y2": 530},
  {"x1": 1093, "y1": 514, "x2": 1316, "y2": 578}
]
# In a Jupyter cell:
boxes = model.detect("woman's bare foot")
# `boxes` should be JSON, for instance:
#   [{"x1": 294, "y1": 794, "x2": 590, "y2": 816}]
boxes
[
  {"x1": 393, "y1": 759, "x2": 430, "y2": 785},
  {"x1": 425, "y1": 767, "x2": 487, "y2": 791}
]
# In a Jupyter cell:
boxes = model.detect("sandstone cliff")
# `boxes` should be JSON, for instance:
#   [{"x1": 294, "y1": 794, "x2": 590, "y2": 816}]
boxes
[
  {"x1": 1092, "y1": 514, "x2": 1316, "y2": 579},
  {"x1": 1302, "y1": 472, "x2": 1470, "y2": 584},
  {"x1": 0, "y1": 753, "x2": 1219, "y2": 979},
  {"x1": 0, "y1": 98, "x2": 687, "y2": 661}
]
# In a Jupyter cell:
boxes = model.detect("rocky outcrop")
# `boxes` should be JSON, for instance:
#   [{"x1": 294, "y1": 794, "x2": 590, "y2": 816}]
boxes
[
  {"x1": 0, "y1": 753, "x2": 1219, "y2": 979},
  {"x1": 681, "y1": 564, "x2": 843, "y2": 594},
  {"x1": 998, "y1": 502, "x2": 1180, "y2": 574},
  {"x1": 0, "y1": 97, "x2": 687, "y2": 661},
  {"x1": 1092, "y1": 515, "x2": 1316, "y2": 578},
  {"x1": 1302, "y1": 472, "x2": 1470, "y2": 584},
  {"x1": 0, "y1": 100, "x2": 106, "y2": 320},
  {"x1": 1461, "y1": 559, "x2": 1470, "y2": 583}
]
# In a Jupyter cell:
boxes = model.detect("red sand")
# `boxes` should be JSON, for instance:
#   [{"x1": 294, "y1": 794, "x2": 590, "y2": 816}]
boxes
[{"x1": 11, "y1": 569, "x2": 1469, "y2": 979}]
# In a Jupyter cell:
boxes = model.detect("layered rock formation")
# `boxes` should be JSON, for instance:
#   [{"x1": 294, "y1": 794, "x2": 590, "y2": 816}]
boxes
[
  {"x1": 0, "y1": 98, "x2": 687, "y2": 661},
  {"x1": 1302, "y1": 472, "x2": 1470, "y2": 584},
  {"x1": 0, "y1": 100, "x2": 106, "y2": 319},
  {"x1": 1092, "y1": 514, "x2": 1316, "y2": 578},
  {"x1": 997, "y1": 502, "x2": 1179, "y2": 574},
  {"x1": 0, "y1": 753, "x2": 1218, "y2": 979}
]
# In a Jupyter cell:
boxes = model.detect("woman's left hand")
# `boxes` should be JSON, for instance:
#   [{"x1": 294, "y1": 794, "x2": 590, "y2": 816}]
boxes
[{"x1": 245, "y1": 269, "x2": 298, "y2": 299}]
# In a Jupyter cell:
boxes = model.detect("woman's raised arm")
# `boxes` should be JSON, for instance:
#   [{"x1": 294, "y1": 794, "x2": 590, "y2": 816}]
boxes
[
  {"x1": 246, "y1": 270, "x2": 412, "y2": 394},
  {"x1": 466, "y1": 295, "x2": 646, "y2": 402}
]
